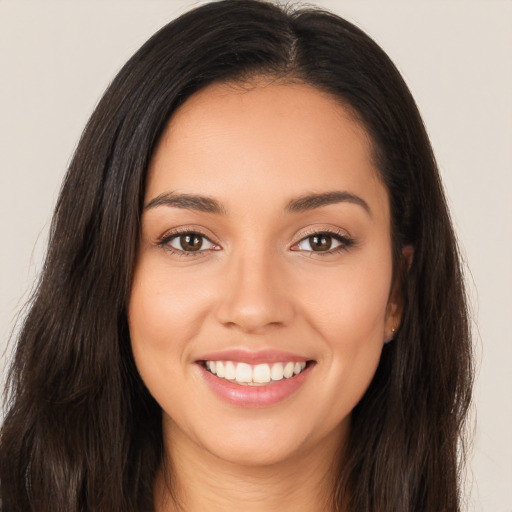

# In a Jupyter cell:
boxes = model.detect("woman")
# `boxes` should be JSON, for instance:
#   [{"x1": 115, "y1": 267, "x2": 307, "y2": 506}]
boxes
[{"x1": 0, "y1": 1, "x2": 473, "y2": 511}]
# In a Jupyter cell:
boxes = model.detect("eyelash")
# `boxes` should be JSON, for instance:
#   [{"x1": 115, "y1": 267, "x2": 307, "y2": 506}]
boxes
[
  {"x1": 157, "y1": 227, "x2": 218, "y2": 258},
  {"x1": 157, "y1": 227, "x2": 356, "y2": 258},
  {"x1": 293, "y1": 228, "x2": 356, "y2": 256}
]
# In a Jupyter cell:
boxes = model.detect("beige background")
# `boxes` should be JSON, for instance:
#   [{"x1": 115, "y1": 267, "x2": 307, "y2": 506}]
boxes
[{"x1": 1, "y1": 1, "x2": 511, "y2": 510}]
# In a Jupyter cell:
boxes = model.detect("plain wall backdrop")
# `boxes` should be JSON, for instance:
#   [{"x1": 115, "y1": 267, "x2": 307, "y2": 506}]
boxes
[{"x1": 1, "y1": 1, "x2": 511, "y2": 510}]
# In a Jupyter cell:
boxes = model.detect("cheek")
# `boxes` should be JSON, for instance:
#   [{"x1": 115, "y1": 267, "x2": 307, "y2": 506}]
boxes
[
  {"x1": 297, "y1": 252, "x2": 392, "y2": 399},
  {"x1": 128, "y1": 257, "x2": 209, "y2": 378},
  {"x1": 298, "y1": 254, "x2": 393, "y2": 341},
  {"x1": 301, "y1": 299, "x2": 388, "y2": 435}
]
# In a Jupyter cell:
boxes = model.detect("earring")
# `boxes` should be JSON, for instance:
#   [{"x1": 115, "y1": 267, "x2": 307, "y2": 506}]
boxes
[{"x1": 385, "y1": 327, "x2": 397, "y2": 344}]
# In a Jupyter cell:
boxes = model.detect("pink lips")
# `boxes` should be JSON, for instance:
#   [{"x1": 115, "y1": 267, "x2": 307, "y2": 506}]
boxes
[{"x1": 196, "y1": 349, "x2": 314, "y2": 408}]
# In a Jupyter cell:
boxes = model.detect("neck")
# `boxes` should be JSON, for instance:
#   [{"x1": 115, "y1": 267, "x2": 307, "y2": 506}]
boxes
[{"x1": 154, "y1": 421, "x2": 347, "y2": 512}]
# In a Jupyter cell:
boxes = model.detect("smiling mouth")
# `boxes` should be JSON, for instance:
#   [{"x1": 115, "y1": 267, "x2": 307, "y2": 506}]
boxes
[{"x1": 200, "y1": 360, "x2": 313, "y2": 386}]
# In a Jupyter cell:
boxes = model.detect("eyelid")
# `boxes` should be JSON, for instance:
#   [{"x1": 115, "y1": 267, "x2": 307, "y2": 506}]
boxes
[
  {"x1": 289, "y1": 226, "x2": 356, "y2": 254},
  {"x1": 295, "y1": 235, "x2": 343, "y2": 252},
  {"x1": 156, "y1": 226, "x2": 221, "y2": 255},
  {"x1": 169, "y1": 233, "x2": 215, "y2": 252},
  {"x1": 155, "y1": 224, "x2": 355, "y2": 257},
  {"x1": 291, "y1": 226, "x2": 352, "y2": 245}
]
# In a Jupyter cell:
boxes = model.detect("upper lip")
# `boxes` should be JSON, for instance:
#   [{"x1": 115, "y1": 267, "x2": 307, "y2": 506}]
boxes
[{"x1": 197, "y1": 349, "x2": 312, "y2": 365}]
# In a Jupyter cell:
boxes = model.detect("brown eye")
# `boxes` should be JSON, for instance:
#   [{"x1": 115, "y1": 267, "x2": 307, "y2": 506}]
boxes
[
  {"x1": 295, "y1": 232, "x2": 350, "y2": 253},
  {"x1": 308, "y1": 234, "x2": 332, "y2": 251},
  {"x1": 168, "y1": 232, "x2": 215, "y2": 252},
  {"x1": 180, "y1": 234, "x2": 202, "y2": 251}
]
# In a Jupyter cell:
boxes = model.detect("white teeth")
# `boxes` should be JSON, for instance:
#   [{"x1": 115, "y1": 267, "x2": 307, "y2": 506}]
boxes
[
  {"x1": 204, "y1": 360, "x2": 308, "y2": 385},
  {"x1": 216, "y1": 361, "x2": 225, "y2": 378},
  {"x1": 253, "y1": 364, "x2": 271, "y2": 383},
  {"x1": 283, "y1": 362, "x2": 294, "y2": 378},
  {"x1": 235, "y1": 362, "x2": 252, "y2": 383},
  {"x1": 224, "y1": 361, "x2": 236, "y2": 380},
  {"x1": 271, "y1": 362, "x2": 284, "y2": 381}
]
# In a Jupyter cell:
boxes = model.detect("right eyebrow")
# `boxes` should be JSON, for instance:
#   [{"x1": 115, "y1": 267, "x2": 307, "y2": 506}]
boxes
[{"x1": 144, "y1": 192, "x2": 227, "y2": 215}]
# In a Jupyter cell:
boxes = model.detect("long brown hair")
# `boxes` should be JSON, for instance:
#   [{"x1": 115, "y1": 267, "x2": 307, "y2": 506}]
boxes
[{"x1": 0, "y1": 1, "x2": 472, "y2": 511}]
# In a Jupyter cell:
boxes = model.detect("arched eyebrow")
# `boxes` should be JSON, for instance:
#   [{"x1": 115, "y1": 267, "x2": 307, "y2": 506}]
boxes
[
  {"x1": 144, "y1": 190, "x2": 371, "y2": 216},
  {"x1": 145, "y1": 192, "x2": 227, "y2": 214},
  {"x1": 285, "y1": 191, "x2": 371, "y2": 216}
]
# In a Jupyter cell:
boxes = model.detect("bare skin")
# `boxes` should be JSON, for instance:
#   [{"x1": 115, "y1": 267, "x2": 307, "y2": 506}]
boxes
[
  {"x1": 129, "y1": 79, "x2": 402, "y2": 511},
  {"x1": 153, "y1": 418, "x2": 344, "y2": 511}
]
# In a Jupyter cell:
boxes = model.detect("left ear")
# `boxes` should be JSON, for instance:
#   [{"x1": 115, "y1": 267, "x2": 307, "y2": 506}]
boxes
[{"x1": 384, "y1": 245, "x2": 413, "y2": 343}]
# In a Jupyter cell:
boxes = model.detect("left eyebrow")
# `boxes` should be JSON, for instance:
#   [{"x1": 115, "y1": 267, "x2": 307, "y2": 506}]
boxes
[
  {"x1": 285, "y1": 191, "x2": 371, "y2": 216},
  {"x1": 144, "y1": 192, "x2": 227, "y2": 215}
]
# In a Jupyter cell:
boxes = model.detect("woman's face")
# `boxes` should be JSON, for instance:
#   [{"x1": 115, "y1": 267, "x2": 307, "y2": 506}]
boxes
[{"x1": 129, "y1": 81, "x2": 400, "y2": 466}]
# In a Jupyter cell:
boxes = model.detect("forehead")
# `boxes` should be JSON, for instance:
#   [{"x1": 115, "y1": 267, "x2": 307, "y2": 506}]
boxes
[{"x1": 146, "y1": 80, "x2": 388, "y2": 219}]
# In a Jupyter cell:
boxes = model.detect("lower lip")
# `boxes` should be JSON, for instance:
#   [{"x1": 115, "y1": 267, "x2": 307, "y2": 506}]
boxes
[{"x1": 198, "y1": 363, "x2": 313, "y2": 408}]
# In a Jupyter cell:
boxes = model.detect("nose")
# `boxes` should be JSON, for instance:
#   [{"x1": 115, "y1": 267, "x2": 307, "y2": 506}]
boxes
[{"x1": 214, "y1": 248, "x2": 295, "y2": 334}]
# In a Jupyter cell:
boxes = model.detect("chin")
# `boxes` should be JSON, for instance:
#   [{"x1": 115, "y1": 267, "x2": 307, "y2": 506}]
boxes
[
  {"x1": 204, "y1": 436, "x2": 308, "y2": 468},
  {"x1": 182, "y1": 412, "x2": 349, "y2": 470}
]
